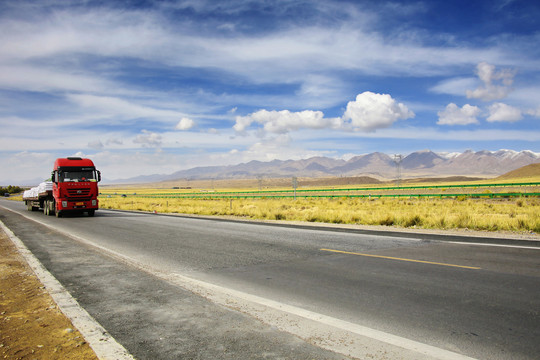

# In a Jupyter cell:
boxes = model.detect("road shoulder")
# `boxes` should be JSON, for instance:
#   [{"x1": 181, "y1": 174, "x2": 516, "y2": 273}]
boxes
[{"x1": 0, "y1": 228, "x2": 98, "y2": 360}]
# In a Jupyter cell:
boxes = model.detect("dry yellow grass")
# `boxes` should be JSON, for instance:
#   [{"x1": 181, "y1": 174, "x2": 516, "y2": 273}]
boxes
[
  {"x1": 99, "y1": 175, "x2": 540, "y2": 233},
  {"x1": 99, "y1": 196, "x2": 540, "y2": 233}
]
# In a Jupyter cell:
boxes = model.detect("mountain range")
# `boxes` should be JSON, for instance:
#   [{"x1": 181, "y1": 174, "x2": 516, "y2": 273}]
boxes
[{"x1": 111, "y1": 149, "x2": 540, "y2": 184}]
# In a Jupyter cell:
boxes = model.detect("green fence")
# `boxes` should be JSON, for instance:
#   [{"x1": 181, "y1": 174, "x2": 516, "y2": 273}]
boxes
[
  {"x1": 102, "y1": 192, "x2": 540, "y2": 200},
  {"x1": 100, "y1": 182, "x2": 540, "y2": 200}
]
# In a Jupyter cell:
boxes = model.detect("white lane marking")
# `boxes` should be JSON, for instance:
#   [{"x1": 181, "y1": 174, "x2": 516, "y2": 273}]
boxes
[
  {"x1": 447, "y1": 241, "x2": 540, "y2": 250},
  {"x1": 2, "y1": 205, "x2": 479, "y2": 360},
  {"x1": 0, "y1": 218, "x2": 134, "y2": 360},
  {"x1": 165, "y1": 273, "x2": 477, "y2": 360}
]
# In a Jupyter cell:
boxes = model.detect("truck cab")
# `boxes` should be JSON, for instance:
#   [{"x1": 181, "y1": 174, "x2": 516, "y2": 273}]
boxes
[{"x1": 51, "y1": 157, "x2": 101, "y2": 217}]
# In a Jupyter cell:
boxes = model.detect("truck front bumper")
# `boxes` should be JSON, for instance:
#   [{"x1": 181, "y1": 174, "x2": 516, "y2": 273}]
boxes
[{"x1": 56, "y1": 199, "x2": 99, "y2": 211}]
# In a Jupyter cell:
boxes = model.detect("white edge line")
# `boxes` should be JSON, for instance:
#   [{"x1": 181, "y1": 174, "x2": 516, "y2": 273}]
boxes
[
  {"x1": 168, "y1": 273, "x2": 478, "y2": 360},
  {"x1": 447, "y1": 241, "x2": 540, "y2": 250},
  {"x1": 0, "y1": 219, "x2": 134, "y2": 360},
  {"x1": 2, "y1": 205, "x2": 478, "y2": 360}
]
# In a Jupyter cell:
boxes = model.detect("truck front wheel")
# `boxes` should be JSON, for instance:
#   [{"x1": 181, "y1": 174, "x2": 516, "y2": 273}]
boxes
[
  {"x1": 87, "y1": 210, "x2": 95, "y2": 217},
  {"x1": 55, "y1": 203, "x2": 62, "y2": 218}
]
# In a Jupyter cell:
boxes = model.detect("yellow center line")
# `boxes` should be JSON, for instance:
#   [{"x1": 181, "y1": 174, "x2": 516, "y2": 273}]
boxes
[{"x1": 320, "y1": 248, "x2": 481, "y2": 270}]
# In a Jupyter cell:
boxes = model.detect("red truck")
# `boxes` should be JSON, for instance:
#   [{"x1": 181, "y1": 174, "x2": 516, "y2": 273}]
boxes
[{"x1": 23, "y1": 157, "x2": 101, "y2": 217}]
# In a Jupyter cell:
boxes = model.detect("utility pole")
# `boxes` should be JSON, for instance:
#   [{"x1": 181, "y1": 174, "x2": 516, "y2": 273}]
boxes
[
  {"x1": 292, "y1": 176, "x2": 298, "y2": 200},
  {"x1": 257, "y1": 175, "x2": 263, "y2": 191},
  {"x1": 393, "y1": 154, "x2": 403, "y2": 187}
]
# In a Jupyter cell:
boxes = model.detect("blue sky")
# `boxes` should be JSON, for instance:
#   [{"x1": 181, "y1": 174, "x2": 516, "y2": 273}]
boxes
[{"x1": 0, "y1": 0, "x2": 539, "y2": 183}]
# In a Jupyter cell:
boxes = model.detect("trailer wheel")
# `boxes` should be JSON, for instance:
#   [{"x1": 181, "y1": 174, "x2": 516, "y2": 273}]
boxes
[
  {"x1": 26, "y1": 202, "x2": 37, "y2": 211},
  {"x1": 45, "y1": 200, "x2": 51, "y2": 216},
  {"x1": 49, "y1": 201, "x2": 55, "y2": 216}
]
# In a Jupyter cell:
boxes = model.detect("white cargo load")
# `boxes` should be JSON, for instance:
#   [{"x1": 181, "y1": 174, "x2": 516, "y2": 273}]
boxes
[{"x1": 23, "y1": 181, "x2": 53, "y2": 200}]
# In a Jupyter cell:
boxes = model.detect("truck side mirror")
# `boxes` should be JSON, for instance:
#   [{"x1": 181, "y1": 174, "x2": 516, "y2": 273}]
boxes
[
  {"x1": 97, "y1": 171, "x2": 101, "y2": 182},
  {"x1": 51, "y1": 171, "x2": 57, "y2": 183}
]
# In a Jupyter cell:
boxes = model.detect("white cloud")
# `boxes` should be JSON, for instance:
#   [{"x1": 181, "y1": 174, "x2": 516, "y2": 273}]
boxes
[
  {"x1": 437, "y1": 103, "x2": 481, "y2": 125},
  {"x1": 466, "y1": 62, "x2": 516, "y2": 101},
  {"x1": 0, "y1": 151, "x2": 56, "y2": 184},
  {"x1": 175, "y1": 117, "x2": 195, "y2": 130},
  {"x1": 233, "y1": 115, "x2": 256, "y2": 134},
  {"x1": 133, "y1": 130, "x2": 162, "y2": 147},
  {"x1": 477, "y1": 62, "x2": 514, "y2": 85},
  {"x1": 88, "y1": 150, "x2": 190, "y2": 180},
  {"x1": 229, "y1": 134, "x2": 331, "y2": 164},
  {"x1": 342, "y1": 92, "x2": 414, "y2": 132},
  {"x1": 487, "y1": 103, "x2": 522, "y2": 122},
  {"x1": 234, "y1": 92, "x2": 413, "y2": 134},
  {"x1": 244, "y1": 134, "x2": 294, "y2": 160},
  {"x1": 106, "y1": 138, "x2": 123, "y2": 146},
  {"x1": 526, "y1": 107, "x2": 540, "y2": 117},
  {"x1": 234, "y1": 109, "x2": 341, "y2": 134},
  {"x1": 88, "y1": 140, "x2": 104, "y2": 150}
]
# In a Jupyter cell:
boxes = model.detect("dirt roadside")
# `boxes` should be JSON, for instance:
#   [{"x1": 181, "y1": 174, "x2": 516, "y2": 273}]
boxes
[{"x1": 0, "y1": 229, "x2": 98, "y2": 360}]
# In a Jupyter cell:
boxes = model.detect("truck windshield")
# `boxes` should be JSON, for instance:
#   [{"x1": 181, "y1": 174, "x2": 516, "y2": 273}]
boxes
[{"x1": 59, "y1": 170, "x2": 97, "y2": 182}]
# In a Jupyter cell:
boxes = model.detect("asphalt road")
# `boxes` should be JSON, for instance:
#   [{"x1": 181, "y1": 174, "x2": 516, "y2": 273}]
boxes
[{"x1": 1, "y1": 199, "x2": 539, "y2": 359}]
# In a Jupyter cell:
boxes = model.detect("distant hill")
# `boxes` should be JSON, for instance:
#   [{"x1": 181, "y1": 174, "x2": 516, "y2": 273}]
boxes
[
  {"x1": 496, "y1": 163, "x2": 540, "y2": 180},
  {"x1": 109, "y1": 149, "x2": 540, "y2": 184},
  {"x1": 300, "y1": 176, "x2": 382, "y2": 187}
]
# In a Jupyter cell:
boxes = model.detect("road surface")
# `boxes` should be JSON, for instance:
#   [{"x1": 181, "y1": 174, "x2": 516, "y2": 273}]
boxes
[{"x1": 1, "y1": 199, "x2": 539, "y2": 359}]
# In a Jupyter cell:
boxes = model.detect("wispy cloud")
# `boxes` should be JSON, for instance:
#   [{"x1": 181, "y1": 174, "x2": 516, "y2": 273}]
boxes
[
  {"x1": 0, "y1": 4, "x2": 515, "y2": 90},
  {"x1": 66, "y1": 94, "x2": 188, "y2": 123},
  {"x1": 0, "y1": 65, "x2": 115, "y2": 93}
]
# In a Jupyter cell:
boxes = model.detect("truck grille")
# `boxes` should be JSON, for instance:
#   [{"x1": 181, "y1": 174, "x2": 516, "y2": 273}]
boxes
[{"x1": 66, "y1": 188, "x2": 91, "y2": 198}]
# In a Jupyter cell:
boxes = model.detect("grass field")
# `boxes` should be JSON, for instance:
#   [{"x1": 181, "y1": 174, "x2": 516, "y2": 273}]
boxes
[
  {"x1": 99, "y1": 175, "x2": 540, "y2": 233},
  {"x1": 99, "y1": 196, "x2": 540, "y2": 233}
]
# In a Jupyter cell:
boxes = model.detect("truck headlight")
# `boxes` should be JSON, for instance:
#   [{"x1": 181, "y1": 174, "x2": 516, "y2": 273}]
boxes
[
  {"x1": 92, "y1": 200, "x2": 97, "y2": 206},
  {"x1": 62, "y1": 201, "x2": 67, "y2": 207}
]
